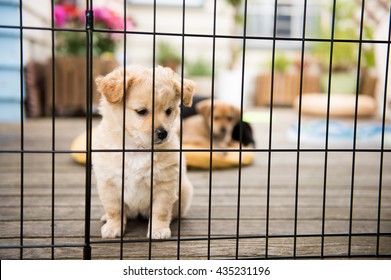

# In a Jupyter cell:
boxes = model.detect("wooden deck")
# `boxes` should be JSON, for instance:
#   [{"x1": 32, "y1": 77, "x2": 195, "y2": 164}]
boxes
[{"x1": 0, "y1": 108, "x2": 390, "y2": 259}]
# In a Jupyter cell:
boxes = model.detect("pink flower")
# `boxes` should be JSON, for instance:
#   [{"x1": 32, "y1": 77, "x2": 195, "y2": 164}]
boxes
[
  {"x1": 54, "y1": 5, "x2": 67, "y2": 27},
  {"x1": 54, "y1": 4, "x2": 81, "y2": 27},
  {"x1": 54, "y1": 4, "x2": 134, "y2": 31},
  {"x1": 53, "y1": 3, "x2": 135, "y2": 55},
  {"x1": 93, "y1": 7, "x2": 135, "y2": 40},
  {"x1": 94, "y1": 7, "x2": 134, "y2": 31},
  {"x1": 94, "y1": 7, "x2": 111, "y2": 25}
]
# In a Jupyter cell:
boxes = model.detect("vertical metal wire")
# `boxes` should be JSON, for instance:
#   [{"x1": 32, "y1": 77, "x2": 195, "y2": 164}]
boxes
[
  {"x1": 50, "y1": 0, "x2": 56, "y2": 260},
  {"x1": 176, "y1": 0, "x2": 187, "y2": 260},
  {"x1": 120, "y1": 0, "x2": 129, "y2": 260},
  {"x1": 265, "y1": 0, "x2": 279, "y2": 259},
  {"x1": 18, "y1": 0, "x2": 24, "y2": 260},
  {"x1": 293, "y1": 0, "x2": 308, "y2": 258},
  {"x1": 83, "y1": 0, "x2": 94, "y2": 260},
  {"x1": 321, "y1": 0, "x2": 337, "y2": 258},
  {"x1": 234, "y1": 0, "x2": 248, "y2": 260},
  {"x1": 148, "y1": 0, "x2": 158, "y2": 260},
  {"x1": 348, "y1": 0, "x2": 366, "y2": 257},
  {"x1": 376, "y1": 5, "x2": 391, "y2": 257},
  {"x1": 207, "y1": 0, "x2": 218, "y2": 260}
]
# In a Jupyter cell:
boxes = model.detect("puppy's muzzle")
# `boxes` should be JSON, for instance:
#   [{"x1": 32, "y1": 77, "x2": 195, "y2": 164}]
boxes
[
  {"x1": 155, "y1": 127, "x2": 168, "y2": 144},
  {"x1": 220, "y1": 126, "x2": 227, "y2": 134},
  {"x1": 215, "y1": 126, "x2": 227, "y2": 137}
]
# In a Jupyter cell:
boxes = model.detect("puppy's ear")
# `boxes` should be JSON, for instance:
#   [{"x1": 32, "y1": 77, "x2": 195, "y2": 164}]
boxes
[
  {"x1": 231, "y1": 105, "x2": 241, "y2": 122},
  {"x1": 171, "y1": 73, "x2": 196, "y2": 107},
  {"x1": 195, "y1": 99, "x2": 212, "y2": 118},
  {"x1": 96, "y1": 68, "x2": 135, "y2": 103}
]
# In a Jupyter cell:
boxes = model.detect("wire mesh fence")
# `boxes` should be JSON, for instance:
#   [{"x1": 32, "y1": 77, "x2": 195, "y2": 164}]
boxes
[{"x1": 0, "y1": 0, "x2": 390, "y2": 259}]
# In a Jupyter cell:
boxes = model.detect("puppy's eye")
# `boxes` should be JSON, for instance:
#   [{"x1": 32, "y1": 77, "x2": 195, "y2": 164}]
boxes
[
  {"x1": 136, "y1": 109, "x2": 148, "y2": 116},
  {"x1": 227, "y1": 116, "x2": 233, "y2": 122},
  {"x1": 214, "y1": 116, "x2": 221, "y2": 121},
  {"x1": 165, "y1": 108, "x2": 173, "y2": 116}
]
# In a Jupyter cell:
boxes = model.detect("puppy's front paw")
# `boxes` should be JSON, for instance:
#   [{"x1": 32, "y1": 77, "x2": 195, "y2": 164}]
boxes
[
  {"x1": 147, "y1": 228, "x2": 171, "y2": 239},
  {"x1": 101, "y1": 222, "x2": 123, "y2": 238}
]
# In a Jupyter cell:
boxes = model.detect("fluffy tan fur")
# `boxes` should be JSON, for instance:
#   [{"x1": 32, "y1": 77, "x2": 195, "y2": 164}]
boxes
[
  {"x1": 182, "y1": 99, "x2": 241, "y2": 149},
  {"x1": 92, "y1": 65, "x2": 195, "y2": 239}
]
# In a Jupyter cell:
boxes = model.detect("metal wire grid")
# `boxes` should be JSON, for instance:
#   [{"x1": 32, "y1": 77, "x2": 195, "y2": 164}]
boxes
[{"x1": 0, "y1": 0, "x2": 390, "y2": 259}]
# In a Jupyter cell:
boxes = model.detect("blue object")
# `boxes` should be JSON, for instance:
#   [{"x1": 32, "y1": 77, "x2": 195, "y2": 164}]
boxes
[
  {"x1": 289, "y1": 120, "x2": 391, "y2": 148},
  {"x1": 0, "y1": 0, "x2": 23, "y2": 122}
]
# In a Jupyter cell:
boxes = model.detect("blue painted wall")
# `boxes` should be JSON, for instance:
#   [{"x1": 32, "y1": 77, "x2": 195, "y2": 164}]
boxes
[{"x1": 0, "y1": 0, "x2": 23, "y2": 122}]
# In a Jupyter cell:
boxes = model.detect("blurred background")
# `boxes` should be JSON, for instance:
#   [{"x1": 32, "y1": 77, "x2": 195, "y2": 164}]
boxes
[{"x1": 0, "y1": 0, "x2": 390, "y2": 120}]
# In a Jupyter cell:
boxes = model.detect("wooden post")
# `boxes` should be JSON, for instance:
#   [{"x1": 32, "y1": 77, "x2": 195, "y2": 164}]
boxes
[
  {"x1": 254, "y1": 72, "x2": 321, "y2": 107},
  {"x1": 45, "y1": 56, "x2": 118, "y2": 116}
]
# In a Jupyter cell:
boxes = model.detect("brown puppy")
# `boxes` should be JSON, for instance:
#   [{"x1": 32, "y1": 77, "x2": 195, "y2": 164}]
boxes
[
  {"x1": 93, "y1": 65, "x2": 195, "y2": 239},
  {"x1": 182, "y1": 99, "x2": 241, "y2": 149}
]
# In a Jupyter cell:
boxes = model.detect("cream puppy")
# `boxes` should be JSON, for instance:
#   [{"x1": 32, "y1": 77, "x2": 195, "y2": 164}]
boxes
[{"x1": 93, "y1": 65, "x2": 195, "y2": 239}]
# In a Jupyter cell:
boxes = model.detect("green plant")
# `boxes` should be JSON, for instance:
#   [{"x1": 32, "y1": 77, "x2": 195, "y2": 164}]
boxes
[
  {"x1": 186, "y1": 57, "x2": 212, "y2": 77},
  {"x1": 225, "y1": 0, "x2": 243, "y2": 25},
  {"x1": 156, "y1": 41, "x2": 181, "y2": 66},
  {"x1": 311, "y1": 0, "x2": 375, "y2": 71},
  {"x1": 268, "y1": 52, "x2": 292, "y2": 73}
]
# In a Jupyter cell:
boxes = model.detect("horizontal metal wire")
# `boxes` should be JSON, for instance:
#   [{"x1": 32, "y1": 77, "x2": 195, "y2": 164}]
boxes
[
  {"x1": 1, "y1": 148, "x2": 391, "y2": 154},
  {"x1": 1, "y1": 231, "x2": 390, "y2": 250},
  {"x1": 0, "y1": 24, "x2": 390, "y2": 45}
]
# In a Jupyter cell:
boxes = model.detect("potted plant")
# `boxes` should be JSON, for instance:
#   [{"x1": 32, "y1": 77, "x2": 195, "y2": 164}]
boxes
[
  {"x1": 54, "y1": 3, "x2": 134, "y2": 56},
  {"x1": 255, "y1": 53, "x2": 295, "y2": 106},
  {"x1": 254, "y1": 51, "x2": 322, "y2": 106},
  {"x1": 311, "y1": 0, "x2": 376, "y2": 95},
  {"x1": 255, "y1": 52, "x2": 292, "y2": 106},
  {"x1": 186, "y1": 57, "x2": 213, "y2": 97},
  {"x1": 156, "y1": 41, "x2": 181, "y2": 72},
  {"x1": 45, "y1": 2, "x2": 134, "y2": 116}
]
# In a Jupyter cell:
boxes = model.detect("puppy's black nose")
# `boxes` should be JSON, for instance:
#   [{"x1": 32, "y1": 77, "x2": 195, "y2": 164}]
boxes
[
  {"x1": 220, "y1": 126, "x2": 227, "y2": 134},
  {"x1": 156, "y1": 127, "x2": 168, "y2": 141}
]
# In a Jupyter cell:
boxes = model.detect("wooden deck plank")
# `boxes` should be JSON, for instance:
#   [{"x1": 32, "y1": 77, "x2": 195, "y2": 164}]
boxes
[
  {"x1": 0, "y1": 236, "x2": 390, "y2": 260},
  {"x1": 1, "y1": 205, "x2": 390, "y2": 222},
  {"x1": 1, "y1": 218, "x2": 390, "y2": 238},
  {"x1": 1, "y1": 108, "x2": 390, "y2": 259}
]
